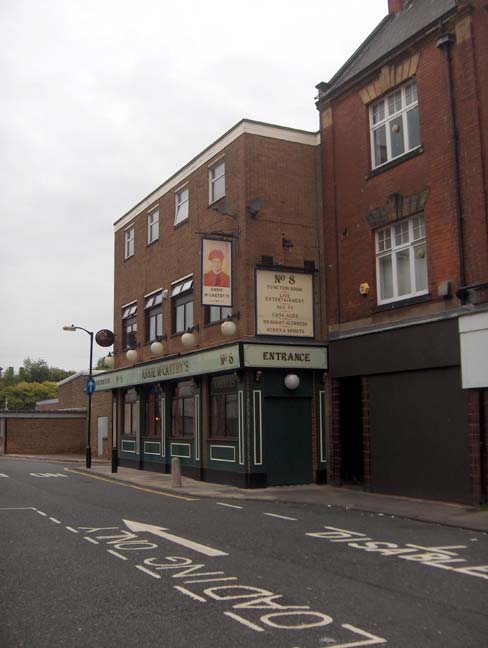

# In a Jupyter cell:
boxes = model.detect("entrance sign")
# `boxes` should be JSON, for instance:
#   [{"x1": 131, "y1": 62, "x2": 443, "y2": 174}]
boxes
[
  {"x1": 255, "y1": 269, "x2": 314, "y2": 337},
  {"x1": 243, "y1": 344, "x2": 327, "y2": 369},
  {"x1": 201, "y1": 238, "x2": 232, "y2": 307}
]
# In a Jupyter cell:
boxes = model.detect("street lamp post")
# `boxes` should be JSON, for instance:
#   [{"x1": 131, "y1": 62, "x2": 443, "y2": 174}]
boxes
[{"x1": 63, "y1": 324, "x2": 94, "y2": 468}]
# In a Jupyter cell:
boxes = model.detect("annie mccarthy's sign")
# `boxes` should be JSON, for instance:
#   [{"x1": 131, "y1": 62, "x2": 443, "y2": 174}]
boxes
[
  {"x1": 255, "y1": 269, "x2": 314, "y2": 337},
  {"x1": 93, "y1": 345, "x2": 240, "y2": 391}
]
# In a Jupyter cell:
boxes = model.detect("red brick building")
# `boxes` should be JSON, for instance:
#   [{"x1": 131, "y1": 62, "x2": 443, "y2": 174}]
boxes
[
  {"x1": 316, "y1": 0, "x2": 488, "y2": 504},
  {"x1": 95, "y1": 120, "x2": 327, "y2": 486}
]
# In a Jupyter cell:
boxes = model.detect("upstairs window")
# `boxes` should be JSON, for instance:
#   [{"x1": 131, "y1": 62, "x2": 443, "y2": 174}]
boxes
[
  {"x1": 174, "y1": 187, "x2": 189, "y2": 225},
  {"x1": 147, "y1": 210, "x2": 159, "y2": 244},
  {"x1": 122, "y1": 302, "x2": 137, "y2": 348},
  {"x1": 144, "y1": 291, "x2": 163, "y2": 342},
  {"x1": 171, "y1": 277, "x2": 194, "y2": 334},
  {"x1": 209, "y1": 159, "x2": 225, "y2": 203},
  {"x1": 376, "y1": 214, "x2": 428, "y2": 304},
  {"x1": 206, "y1": 306, "x2": 232, "y2": 324},
  {"x1": 125, "y1": 226, "x2": 135, "y2": 259},
  {"x1": 370, "y1": 80, "x2": 420, "y2": 169}
]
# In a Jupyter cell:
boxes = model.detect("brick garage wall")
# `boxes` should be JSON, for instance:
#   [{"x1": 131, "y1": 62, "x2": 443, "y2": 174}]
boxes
[
  {"x1": 57, "y1": 375, "x2": 89, "y2": 409},
  {"x1": 2, "y1": 415, "x2": 86, "y2": 454}
]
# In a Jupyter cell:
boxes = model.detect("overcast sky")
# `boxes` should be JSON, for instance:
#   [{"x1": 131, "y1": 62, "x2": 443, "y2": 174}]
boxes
[{"x1": 1, "y1": 0, "x2": 387, "y2": 373}]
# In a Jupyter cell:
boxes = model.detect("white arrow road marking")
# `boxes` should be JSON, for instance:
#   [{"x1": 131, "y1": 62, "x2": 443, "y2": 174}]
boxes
[
  {"x1": 0, "y1": 473, "x2": 9, "y2": 477},
  {"x1": 123, "y1": 519, "x2": 228, "y2": 557},
  {"x1": 332, "y1": 624, "x2": 387, "y2": 647}
]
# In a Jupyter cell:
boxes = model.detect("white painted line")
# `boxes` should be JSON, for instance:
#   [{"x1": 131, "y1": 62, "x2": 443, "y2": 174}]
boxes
[
  {"x1": 174, "y1": 586, "x2": 207, "y2": 602},
  {"x1": 264, "y1": 513, "x2": 297, "y2": 521},
  {"x1": 107, "y1": 550, "x2": 128, "y2": 561},
  {"x1": 36, "y1": 511, "x2": 48, "y2": 516},
  {"x1": 0, "y1": 507, "x2": 36, "y2": 511},
  {"x1": 49, "y1": 517, "x2": 61, "y2": 524},
  {"x1": 184, "y1": 577, "x2": 238, "y2": 584},
  {"x1": 0, "y1": 473, "x2": 9, "y2": 477},
  {"x1": 84, "y1": 537, "x2": 99, "y2": 545},
  {"x1": 217, "y1": 502, "x2": 243, "y2": 509},
  {"x1": 123, "y1": 519, "x2": 228, "y2": 557},
  {"x1": 66, "y1": 527, "x2": 79, "y2": 534},
  {"x1": 333, "y1": 624, "x2": 387, "y2": 647},
  {"x1": 136, "y1": 565, "x2": 161, "y2": 579},
  {"x1": 224, "y1": 612, "x2": 264, "y2": 632}
]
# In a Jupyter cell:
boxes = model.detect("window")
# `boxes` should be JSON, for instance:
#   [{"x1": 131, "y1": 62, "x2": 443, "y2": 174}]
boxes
[
  {"x1": 171, "y1": 277, "x2": 194, "y2": 333},
  {"x1": 145, "y1": 291, "x2": 163, "y2": 342},
  {"x1": 145, "y1": 389, "x2": 162, "y2": 438},
  {"x1": 123, "y1": 390, "x2": 139, "y2": 436},
  {"x1": 147, "y1": 210, "x2": 159, "y2": 244},
  {"x1": 370, "y1": 80, "x2": 420, "y2": 169},
  {"x1": 210, "y1": 375, "x2": 238, "y2": 438},
  {"x1": 206, "y1": 306, "x2": 232, "y2": 324},
  {"x1": 209, "y1": 159, "x2": 225, "y2": 203},
  {"x1": 171, "y1": 381, "x2": 194, "y2": 438},
  {"x1": 122, "y1": 302, "x2": 137, "y2": 348},
  {"x1": 125, "y1": 226, "x2": 135, "y2": 259},
  {"x1": 174, "y1": 187, "x2": 189, "y2": 225},
  {"x1": 376, "y1": 214, "x2": 428, "y2": 304}
]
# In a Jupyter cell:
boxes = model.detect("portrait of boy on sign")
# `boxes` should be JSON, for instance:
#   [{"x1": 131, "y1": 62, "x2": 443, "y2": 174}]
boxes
[{"x1": 201, "y1": 238, "x2": 232, "y2": 307}]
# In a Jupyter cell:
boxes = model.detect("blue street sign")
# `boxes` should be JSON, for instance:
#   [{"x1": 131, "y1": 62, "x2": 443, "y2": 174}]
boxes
[{"x1": 85, "y1": 378, "x2": 96, "y2": 395}]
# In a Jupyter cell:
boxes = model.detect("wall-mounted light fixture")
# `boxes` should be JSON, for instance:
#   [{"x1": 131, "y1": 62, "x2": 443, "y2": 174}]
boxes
[
  {"x1": 150, "y1": 335, "x2": 167, "y2": 356},
  {"x1": 255, "y1": 370, "x2": 263, "y2": 383},
  {"x1": 221, "y1": 312, "x2": 240, "y2": 337},
  {"x1": 181, "y1": 325, "x2": 199, "y2": 348},
  {"x1": 126, "y1": 348, "x2": 138, "y2": 363},
  {"x1": 104, "y1": 352, "x2": 115, "y2": 368},
  {"x1": 284, "y1": 373, "x2": 300, "y2": 390}
]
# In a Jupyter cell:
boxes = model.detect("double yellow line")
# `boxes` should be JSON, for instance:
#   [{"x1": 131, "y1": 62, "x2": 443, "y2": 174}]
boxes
[{"x1": 65, "y1": 467, "x2": 197, "y2": 502}]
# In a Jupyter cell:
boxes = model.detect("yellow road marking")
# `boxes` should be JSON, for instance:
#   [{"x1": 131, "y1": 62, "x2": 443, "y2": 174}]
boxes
[{"x1": 64, "y1": 467, "x2": 198, "y2": 501}]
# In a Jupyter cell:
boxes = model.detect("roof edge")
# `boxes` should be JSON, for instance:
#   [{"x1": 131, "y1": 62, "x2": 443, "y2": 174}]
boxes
[{"x1": 114, "y1": 119, "x2": 320, "y2": 232}]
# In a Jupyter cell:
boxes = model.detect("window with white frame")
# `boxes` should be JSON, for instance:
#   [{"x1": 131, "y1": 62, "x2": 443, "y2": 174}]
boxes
[
  {"x1": 209, "y1": 159, "x2": 225, "y2": 203},
  {"x1": 147, "y1": 210, "x2": 159, "y2": 244},
  {"x1": 174, "y1": 187, "x2": 189, "y2": 225},
  {"x1": 370, "y1": 80, "x2": 420, "y2": 169},
  {"x1": 171, "y1": 277, "x2": 194, "y2": 333},
  {"x1": 121, "y1": 302, "x2": 137, "y2": 348},
  {"x1": 125, "y1": 226, "x2": 135, "y2": 259},
  {"x1": 145, "y1": 291, "x2": 163, "y2": 342},
  {"x1": 376, "y1": 214, "x2": 428, "y2": 304},
  {"x1": 206, "y1": 305, "x2": 232, "y2": 324}
]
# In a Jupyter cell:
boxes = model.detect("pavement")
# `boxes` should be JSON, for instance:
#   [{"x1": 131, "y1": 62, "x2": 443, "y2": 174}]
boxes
[{"x1": 4, "y1": 453, "x2": 488, "y2": 533}]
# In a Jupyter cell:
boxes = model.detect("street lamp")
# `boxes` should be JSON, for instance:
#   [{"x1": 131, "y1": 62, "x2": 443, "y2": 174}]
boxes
[{"x1": 63, "y1": 324, "x2": 94, "y2": 468}]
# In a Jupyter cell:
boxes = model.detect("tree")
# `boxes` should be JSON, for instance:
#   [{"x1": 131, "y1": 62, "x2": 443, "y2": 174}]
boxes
[
  {"x1": 0, "y1": 381, "x2": 57, "y2": 410},
  {"x1": 95, "y1": 356, "x2": 109, "y2": 370},
  {"x1": 22, "y1": 358, "x2": 50, "y2": 383}
]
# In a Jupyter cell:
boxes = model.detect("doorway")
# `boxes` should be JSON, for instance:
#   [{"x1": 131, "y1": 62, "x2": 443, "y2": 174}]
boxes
[
  {"x1": 97, "y1": 416, "x2": 108, "y2": 456},
  {"x1": 338, "y1": 377, "x2": 364, "y2": 484},
  {"x1": 263, "y1": 397, "x2": 312, "y2": 486}
]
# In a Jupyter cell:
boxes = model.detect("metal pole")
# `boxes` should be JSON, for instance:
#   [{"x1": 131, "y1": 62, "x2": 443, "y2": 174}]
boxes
[{"x1": 86, "y1": 331, "x2": 93, "y2": 469}]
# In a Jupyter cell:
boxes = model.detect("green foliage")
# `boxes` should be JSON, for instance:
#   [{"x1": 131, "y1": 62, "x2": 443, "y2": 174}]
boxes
[
  {"x1": 0, "y1": 381, "x2": 58, "y2": 410},
  {"x1": 95, "y1": 356, "x2": 109, "y2": 370},
  {"x1": 0, "y1": 359, "x2": 75, "y2": 410}
]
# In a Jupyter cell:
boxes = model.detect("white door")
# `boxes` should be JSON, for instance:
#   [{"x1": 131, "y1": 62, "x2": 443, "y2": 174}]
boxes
[{"x1": 97, "y1": 417, "x2": 108, "y2": 456}]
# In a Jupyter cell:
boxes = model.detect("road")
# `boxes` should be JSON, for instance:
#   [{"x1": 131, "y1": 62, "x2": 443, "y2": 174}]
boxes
[{"x1": 1, "y1": 456, "x2": 487, "y2": 647}]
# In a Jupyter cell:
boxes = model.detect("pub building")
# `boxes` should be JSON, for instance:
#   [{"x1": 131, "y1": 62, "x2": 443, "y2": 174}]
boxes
[{"x1": 94, "y1": 119, "x2": 328, "y2": 487}]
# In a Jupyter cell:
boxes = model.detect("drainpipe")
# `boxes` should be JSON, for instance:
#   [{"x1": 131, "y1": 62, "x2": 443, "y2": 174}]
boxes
[{"x1": 436, "y1": 32, "x2": 467, "y2": 294}]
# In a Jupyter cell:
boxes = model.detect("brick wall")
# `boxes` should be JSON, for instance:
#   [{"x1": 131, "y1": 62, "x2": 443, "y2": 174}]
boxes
[
  {"x1": 320, "y1": 5, "x2": 488, "y2": 329},
  {"x1": 2, "y1": 415, "x2": 86, "y2": 454},
  {"x1": 112, "y1": 127, "x2": 321, "y2": 370}
]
